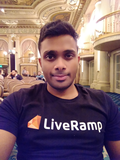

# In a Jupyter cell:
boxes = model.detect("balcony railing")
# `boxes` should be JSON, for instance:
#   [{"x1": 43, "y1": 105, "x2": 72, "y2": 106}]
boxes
[
  {"x1": 95, "y1": 10, "x2": 120, "y2": 38},
  {"x1": 0, "y1": 57, "x2": 9, "y2": 65},
  {"x1": 19, "y1": 57, "x2": 38, "y2": 64},
  {"x1": 79, "y1": 42, "x2": 94, "y2": 56}
]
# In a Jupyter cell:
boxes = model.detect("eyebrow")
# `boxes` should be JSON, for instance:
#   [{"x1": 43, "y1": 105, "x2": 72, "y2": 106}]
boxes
[
  {"x1": 43, "y1": 50, "x2": 56, "y2": 55},
  {"x1": 43, "y1": 49, "x2": 76, "y2": 55},
  {"x1": 63, "y1": 49, "x2": 76, "y2": 54}
]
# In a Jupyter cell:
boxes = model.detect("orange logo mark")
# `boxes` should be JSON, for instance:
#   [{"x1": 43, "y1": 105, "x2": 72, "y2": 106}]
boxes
[{"x1": 28, "y1": 115, "x2": 41, "y2": 130}]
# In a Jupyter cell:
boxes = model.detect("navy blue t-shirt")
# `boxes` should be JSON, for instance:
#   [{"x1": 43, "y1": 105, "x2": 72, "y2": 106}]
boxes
[{"x1": 0, "y1": 83, "x2": 120, "y2": 160}]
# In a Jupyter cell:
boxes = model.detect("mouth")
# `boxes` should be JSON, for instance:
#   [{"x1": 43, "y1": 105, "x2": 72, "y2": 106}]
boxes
[{"x1": 51, "y1": 74, "x2": 69, "y2": 81}]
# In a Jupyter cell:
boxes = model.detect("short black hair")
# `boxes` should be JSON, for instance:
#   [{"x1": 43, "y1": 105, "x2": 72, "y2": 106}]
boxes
[
  {"x1": 15, "y1": 70, "x2": 18, "y2": 73},
  {"x1": 38, "y1": 20, "x2": 78, "y2": 51}
]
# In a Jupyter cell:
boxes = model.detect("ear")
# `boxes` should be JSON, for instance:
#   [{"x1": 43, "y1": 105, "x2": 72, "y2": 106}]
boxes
[{"x1": 78, "y1": 55, "x2": 80, "y2": 63}]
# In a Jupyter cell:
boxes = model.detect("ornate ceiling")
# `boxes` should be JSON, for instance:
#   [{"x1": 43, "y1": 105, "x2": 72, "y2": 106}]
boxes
[
  {"x1": 0, "y1": 0, "x2": 91, "y2": 35},
  {"x1": 0, "y1": 0, "x2": 36, "y2": 6}
]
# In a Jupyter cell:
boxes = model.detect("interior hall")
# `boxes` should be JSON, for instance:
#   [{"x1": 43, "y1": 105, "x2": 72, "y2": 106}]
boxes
[{"x1": 0, "y1": 0, "x2": 120, "y2": 160}]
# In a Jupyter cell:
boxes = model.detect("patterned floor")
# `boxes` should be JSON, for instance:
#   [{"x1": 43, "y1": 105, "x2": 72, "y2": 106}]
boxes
[{"x1": 106, "y1": 92, "x2": 120, "y2": 110}]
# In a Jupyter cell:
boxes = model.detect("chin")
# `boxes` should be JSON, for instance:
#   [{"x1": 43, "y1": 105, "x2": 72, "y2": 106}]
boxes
[{"x1": 50, "y1": 81, "x2": 73, "y2": 91}]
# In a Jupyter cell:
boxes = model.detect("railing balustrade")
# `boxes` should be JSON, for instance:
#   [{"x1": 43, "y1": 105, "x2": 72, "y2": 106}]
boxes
[
  {"x1": 0, "y1": 57, "x2": 9, "y2": 64},
  {"x1": 95, "y1": 10, "x2": 120, "y2": 38},
  {"x1": 19, "y1": 57, "x2": 38, "y2": 64}
]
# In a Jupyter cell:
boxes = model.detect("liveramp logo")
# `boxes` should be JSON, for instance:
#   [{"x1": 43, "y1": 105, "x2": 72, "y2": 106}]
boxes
[{"x1": 28, "y1": 115, "x2": 103, "y2": 133}]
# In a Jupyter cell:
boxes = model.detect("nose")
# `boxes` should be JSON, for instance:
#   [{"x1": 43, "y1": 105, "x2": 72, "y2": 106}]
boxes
[{"x1": 54, "y1": 57, "x2": 66, "y2": 71}]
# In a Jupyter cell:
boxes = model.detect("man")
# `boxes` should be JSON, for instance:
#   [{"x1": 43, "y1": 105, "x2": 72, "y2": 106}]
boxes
[
  {"x1": 0, "y1": 20, "x2": 120, "y2": 160},
  {"x1": 22, "y1": 67, "x2": 29, "y2": 77},
  {"x1": 7, "y1": 70, "x2": 15, "y2": 79},
  {"x1": 15, "y1": 70, "x2": 23, "y2": 80},
  {"x1": 0, "y1": 69, "x2": 4, "y2": 80},
  {"x1": 7, "y1": 70, "x2": 23, "y2": 80},
  {"x1": 36, "y1": 71, "x2": 45, "y2": 81}
]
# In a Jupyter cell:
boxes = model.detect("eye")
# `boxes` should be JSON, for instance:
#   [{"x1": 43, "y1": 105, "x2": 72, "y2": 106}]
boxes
[
  {"x1": 45, "y1": 54, "x2": 55, "y2": 60},
  {"x1": 65, "y1": 53, "x2": 74, "y2": 59}
]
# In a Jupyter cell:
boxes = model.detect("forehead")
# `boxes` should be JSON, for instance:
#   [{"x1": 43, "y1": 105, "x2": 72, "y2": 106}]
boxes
[{"x1": 40, "y1": 35, "x2": 77, "y2": 54}]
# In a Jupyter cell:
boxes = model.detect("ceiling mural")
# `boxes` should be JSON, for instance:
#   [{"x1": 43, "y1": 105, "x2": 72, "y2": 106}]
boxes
[
  {"x1": 0, "y1": 0, "x2": 89, "y2": 34},
  {"x1": 0, "y1": 0, "x2": 37, "y2": 6},
  {"x1": 50, "y1": 12, "x2": 71, "y2": 22}
]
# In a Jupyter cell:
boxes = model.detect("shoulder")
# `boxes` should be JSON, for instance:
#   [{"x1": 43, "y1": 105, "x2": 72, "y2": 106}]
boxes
[
  {"x1": 1, "y1": 83, "x2": 47, "y2": 111},
  {"x1": 75, "y1": 84, "x2": 107, "y2": 98},
  {"x1": 15, "y1": 82, "x2": 47, "y2": 100},
  {"x1": 75, "y1": 84, "x2": 114, "y2": 109},
  {"x1": 18, "y1": 82, "x2": 46, "y2": 92},
  {"x1": 17, "y1": 74, "x2": 21, "y2": 77},
  {"x1": 30, "y1": 82, "x2": 47, "y2": 96},
  {"x1": 17, "y1": 74, "x2": 23, "y2": 79}
]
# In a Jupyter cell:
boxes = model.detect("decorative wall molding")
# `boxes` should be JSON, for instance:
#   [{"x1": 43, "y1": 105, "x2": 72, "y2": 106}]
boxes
[
  {"x1": 74, "y1": 0, "x2": 91, "y2": 30},
  {"x1": 0, "y1": 0, "x2": 40, "y2": 7},
  {"x1": 5, "y1": 10, "x2": 35, "y2": 15},
  {"x1": 41, "y1": 6, "x2": 67, "y2": 21},
  {"x1": 0, "y1": 28, "x2": 40, "y2": 34},
  {"x1": 0, "y1": 0, "x2": 88, "y2": 34}
]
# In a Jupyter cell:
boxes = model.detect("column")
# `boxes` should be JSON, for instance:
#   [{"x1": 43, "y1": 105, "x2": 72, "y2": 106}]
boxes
[
  {"x1": 83, "y1": 14, "x2": 91, "y2": 47},
  {"x1": 79, "y1": 60, "x2": 89, "y2": 86},
  {"x1": 36, "y1": 35, "x2": 41, "y2": 72},
  {"x1": 91, "y1": 50, "x2": 110, "y2": 92},
  {"x1": 90, "y1": 51, "x2": 98, "y2": 88},
  {"x1": 15, "y1": 36, "x2": 20, "y2": 73},
  {"x1": 94, "y1": 0, "x2": 102, "y2": 34},
  {"x1": 7, "y1": 35, "x2": 13, "y2": 73},
  {"x1": 101, "y1": 0, "x2": 110, "y2": 16}
]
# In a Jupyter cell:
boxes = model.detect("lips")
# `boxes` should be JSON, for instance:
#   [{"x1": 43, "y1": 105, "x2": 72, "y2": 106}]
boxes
[{"x1": 52, "y1": 74, "x2": 68, "y2": 81}]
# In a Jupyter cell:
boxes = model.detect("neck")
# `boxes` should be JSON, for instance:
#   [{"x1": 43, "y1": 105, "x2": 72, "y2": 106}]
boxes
[{"x1": 47, "y1": 83, "x2": 78, "y2": 99}]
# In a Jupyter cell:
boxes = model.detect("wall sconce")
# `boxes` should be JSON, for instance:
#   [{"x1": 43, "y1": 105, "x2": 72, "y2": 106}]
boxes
[
  {"x1": 3, "y1": 51, "x2": 7, "y2": 56},
  {"x1": 97, "y1": 51, "x2": 100, "y2": 71}
]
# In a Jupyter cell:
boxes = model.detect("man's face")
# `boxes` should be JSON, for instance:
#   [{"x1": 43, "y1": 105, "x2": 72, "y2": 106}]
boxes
[
  {"x1": 40, "y1": 35, "x2": 80, "y2": 91},
  {"x1": 11, "y1": 70, "x2": 16, "y2": 76},
  {"x1": 38, "y1": 71, "x2": 41, "y2": 75}
]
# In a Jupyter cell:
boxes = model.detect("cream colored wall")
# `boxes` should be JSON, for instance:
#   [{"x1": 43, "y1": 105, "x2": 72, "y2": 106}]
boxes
[
  {"x1": 101, "y1": 0, "x2": 111, "y2": 15},
  {"x1": 0, "y1": 37, "x2": 8, "y2": 43},
  {"x1": 20, "y1": 36, "x2": 38, "y2": 58},
  {"x1": 20, "y1": 36, "x2": 37, "y2": 44}
]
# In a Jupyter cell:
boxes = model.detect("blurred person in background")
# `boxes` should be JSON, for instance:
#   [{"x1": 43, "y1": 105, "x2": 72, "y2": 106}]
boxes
[
  {"x1": 7, "y1": 70, "x2": 23, "y2": 80},
  {"x1": 0, "y1": 69, "x2": 4, "y2": 80},
  {"x1": 22, "y1": 67, "x2": 29, "y2": 77},
  {"x1": 36, "y1": 71, "x2": 45, "y2": 81}
]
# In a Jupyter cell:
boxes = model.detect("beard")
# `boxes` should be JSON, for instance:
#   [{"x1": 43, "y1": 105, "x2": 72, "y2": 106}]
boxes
[
  {"x1": 46, "y1": 77, "x2": 75, "y2": 92},
  {"x1": 43, "y1": 69, "x2": 77, "y2": 92}
]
